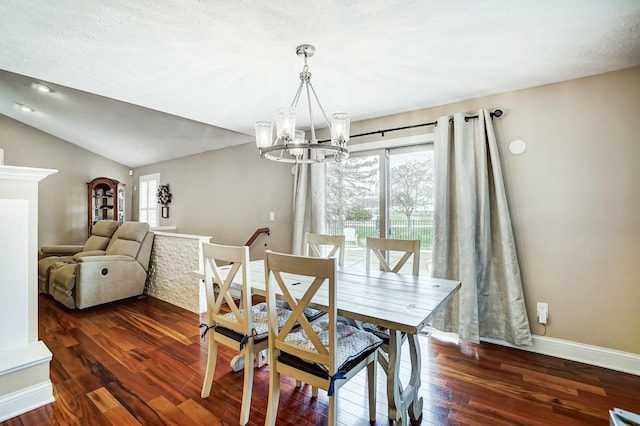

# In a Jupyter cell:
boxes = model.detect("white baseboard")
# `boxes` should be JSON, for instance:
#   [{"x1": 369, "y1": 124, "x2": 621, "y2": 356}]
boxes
[
  {"x1": 479, "y1": 335, "x2": 640, "y2": 376},
  {"x1": 0, "y1": 381, "x2": 55, "y2": 423},
  {"x1": 0, "y1": 341, "x2": 54, "y2": 422}
]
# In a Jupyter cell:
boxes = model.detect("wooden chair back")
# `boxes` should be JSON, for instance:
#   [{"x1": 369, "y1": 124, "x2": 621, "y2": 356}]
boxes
[
  {"x1": 304, "y1": 232, "x2": 345, "y2": 267},
  {"x1": 202, "y1": 242, "x2": 252, "y2": 336},
  {"x1": 365, "y1": 237, "x2": 421, "y2": 276},
  {"x1": 264, "y1": 251, "x2": 337, "y2": 374}
]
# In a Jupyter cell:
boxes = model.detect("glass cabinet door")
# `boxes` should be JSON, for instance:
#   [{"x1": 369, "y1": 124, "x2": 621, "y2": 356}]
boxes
[{"x1": 87, "y1": 177, "x2": 125, "y2": 236}]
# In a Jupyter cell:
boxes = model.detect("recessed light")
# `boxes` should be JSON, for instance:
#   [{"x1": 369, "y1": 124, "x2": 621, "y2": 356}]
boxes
[
  {"x1": 14, "y1": 103, "x2": 35, "y2": 112},
  {"x1": 31, "y1": 82, "x2": 52, "y2": 93}
]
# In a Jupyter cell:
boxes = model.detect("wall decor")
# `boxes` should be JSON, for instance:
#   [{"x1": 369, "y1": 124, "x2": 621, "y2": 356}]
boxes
[{"x1": 157, "y1": 184, "x2": 172, "y2": 218}]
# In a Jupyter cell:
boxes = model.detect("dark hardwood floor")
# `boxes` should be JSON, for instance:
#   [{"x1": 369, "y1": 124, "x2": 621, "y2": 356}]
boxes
[{"x1": 4, "y1": 294, "x2": 639, "y2": 425}]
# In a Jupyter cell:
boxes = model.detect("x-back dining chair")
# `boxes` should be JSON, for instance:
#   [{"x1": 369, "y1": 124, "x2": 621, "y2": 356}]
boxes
[
  {"x1": 301, "y1": 232, "x2": 348, "y2": 393},
  {"x1": 199, "y1": 242, "x2": 293, "y2": 426},
  {"x1": 363, "y1": 237, "x2": 423, "y2": 381},
  {"x1": 365, "y1": 237, "x2": 421, "y2": 276},
  {"x1": 304, "y1": 232, "x2": 345, "y2": 267},
  {"x1": 264, "y1": 251, "x2": 382, "y2": 426},
  {"x1": 277, "y1": 232, "x2": 336, "y2": 326}
]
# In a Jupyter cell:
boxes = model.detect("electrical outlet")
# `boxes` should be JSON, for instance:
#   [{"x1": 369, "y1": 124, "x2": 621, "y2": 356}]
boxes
[{"x1": 537, "y1": 302, "x2": 548, "y2": 324}]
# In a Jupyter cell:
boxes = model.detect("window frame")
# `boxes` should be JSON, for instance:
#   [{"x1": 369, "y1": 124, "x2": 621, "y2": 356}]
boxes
[
  {"x1": 138, "y1": 173, "x2": 160, "y2": 227},
  {"x1": 341, "y1": 133, "x2": 434, "y2": 239}
]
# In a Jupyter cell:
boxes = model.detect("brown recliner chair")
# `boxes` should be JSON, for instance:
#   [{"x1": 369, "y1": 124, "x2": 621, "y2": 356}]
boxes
[
  {"x1": 38, "y1": 220, "x2": 119, "y2": 294},
  {"x1": 49, "y1": 222, "x2": 155, "y2": 309}
]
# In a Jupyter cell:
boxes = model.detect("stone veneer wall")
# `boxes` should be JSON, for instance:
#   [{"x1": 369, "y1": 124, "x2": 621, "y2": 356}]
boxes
[{"x1": 145, "y1": 231, "x2": 211, "y2": 314}]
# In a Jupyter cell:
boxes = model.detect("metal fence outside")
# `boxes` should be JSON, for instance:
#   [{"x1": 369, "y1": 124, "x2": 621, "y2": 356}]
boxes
[{"x1": 325, "y1": 218, "x2": 434, "y2": 249}]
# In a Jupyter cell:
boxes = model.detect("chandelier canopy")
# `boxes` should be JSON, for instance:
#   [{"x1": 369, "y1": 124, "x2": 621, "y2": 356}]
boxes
[{"x1": 255, "y1": 44, "x2": 350, "y2": 164}]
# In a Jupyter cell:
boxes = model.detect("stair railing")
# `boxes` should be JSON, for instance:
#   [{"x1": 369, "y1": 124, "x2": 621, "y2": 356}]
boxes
[{"x1": 244, "y1": 227, "x2": 270, "y2": 247}]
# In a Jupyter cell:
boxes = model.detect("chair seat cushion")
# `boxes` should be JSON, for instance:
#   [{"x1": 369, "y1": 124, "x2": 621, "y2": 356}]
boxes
[
  {"x1": 215, "y1": 326, "x2": 269, "y2": 346},
  {"x1": 219, "y1": 302, "x2": 292, "y2": 340},
  {"x1": 281, "y1": 320, "x2": 382, "y2": 377},
  {"x1": 362, "y1": 322, "x2": 389, "y2": 336},
  {"x1": 276, "y1": 300, "x2": 325, "y2": 322},
  {"x1": 361, "y1": 322, "x2": 390, "y2": 340},
  {"x1": 361, "y1": 322, "x2": 412, "y2": 345}
]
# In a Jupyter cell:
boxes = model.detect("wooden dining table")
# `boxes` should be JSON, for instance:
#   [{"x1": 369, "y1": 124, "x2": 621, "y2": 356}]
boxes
[{"x1": 193, "y1": 259, "x2": 461, "y2": 425}]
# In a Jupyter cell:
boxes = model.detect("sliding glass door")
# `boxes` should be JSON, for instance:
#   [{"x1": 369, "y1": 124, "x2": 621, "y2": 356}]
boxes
[
  {"x1": 324, "y1": 143, "x2": 434, "y2": 271},
  {"x1": 388, "y1": 146, "x2": 434, "y2": 243}
]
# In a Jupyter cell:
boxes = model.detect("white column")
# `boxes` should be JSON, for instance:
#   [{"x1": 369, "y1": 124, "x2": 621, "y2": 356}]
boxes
[{"x1": 0, "y1": 165, "x2": 57, "y2": 422}]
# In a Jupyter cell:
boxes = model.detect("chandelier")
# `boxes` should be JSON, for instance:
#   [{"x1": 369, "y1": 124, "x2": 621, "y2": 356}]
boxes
[{"x1": 255, "y1": 44, "x2": 350, "y2": 164}]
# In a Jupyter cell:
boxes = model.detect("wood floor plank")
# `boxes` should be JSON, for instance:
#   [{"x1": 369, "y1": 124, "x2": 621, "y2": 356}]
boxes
[
  {"x1": 118, "y1": 309, "x2": 192, "y2": 345},
  {"x1": 86, "y1": 387, "x2": 120, "y2": 412},
  {"x1": 502, "y1": 363, "x2": 607, "y2": 396},
  {"x1": 67, "y1": 327, "x2": 118, "y2": 363},
  {"x1": 147, "y1": 395, "x2": 193, "y2": 426},
  {"x1": 5, "y1": 294, "x2": 638, "y2": 426},
  {"x1": 103, "y1": 406, "x2": 142, "y2": 426},
  {"x1": 177, "y1": 398, "x2": 222, "y2": 424},
  {"x1": 52, "y1": 378, "x2": 111, "y2": 425}
]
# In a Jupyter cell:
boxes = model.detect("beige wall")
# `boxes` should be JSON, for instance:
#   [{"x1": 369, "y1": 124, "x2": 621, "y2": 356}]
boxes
[
  {"x1": 0, "y1": 117, "x2": 131, "y2": 245},
  {"x1": 133, "y1": 141, "x2": 294, "y2": 259},
  {"x1": 2, "y1": 66, "x2": 638, "y2": 355}
]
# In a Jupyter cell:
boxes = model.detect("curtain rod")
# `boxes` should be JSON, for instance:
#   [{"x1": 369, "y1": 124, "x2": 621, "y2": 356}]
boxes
[{"x1": 319, "y1": 108, "x2": 503, "y2": 142}]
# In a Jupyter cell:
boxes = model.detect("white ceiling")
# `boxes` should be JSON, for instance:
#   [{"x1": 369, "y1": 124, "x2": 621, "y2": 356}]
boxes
[{"x1": 1, "y1": 0, "x2": 639, "y2": 168}]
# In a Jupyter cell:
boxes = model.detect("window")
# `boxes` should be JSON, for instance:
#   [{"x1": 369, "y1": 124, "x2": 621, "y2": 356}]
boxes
[
  {"x1": 324, "y1": 137, "x2": 434, "y2": 271},
  {"x1": 139, "y1": 173, "x2": 160, "y2": 227}
]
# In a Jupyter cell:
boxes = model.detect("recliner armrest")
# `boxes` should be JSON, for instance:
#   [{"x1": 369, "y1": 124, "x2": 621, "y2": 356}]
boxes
[
  {"x1": 39, "y1": 245, "x2": 84, "y2": 259},
  {"x1": 77, "y1": 255, "x2": 138, "y2": 263},
  {"x1": 72, "y1": 250, "x2": 106, "y2": 260}
]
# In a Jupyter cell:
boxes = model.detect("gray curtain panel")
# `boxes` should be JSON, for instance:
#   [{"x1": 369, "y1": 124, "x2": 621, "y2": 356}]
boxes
[
  {"x1": 292, "y1": 162, "x2": 309, "y2": 255},
  {"x1": 292, "y1": 157, "x2": 327, "y2": 256},
  {"x1": 430, "y1": 109, "x2": 532, "y2": 346}
]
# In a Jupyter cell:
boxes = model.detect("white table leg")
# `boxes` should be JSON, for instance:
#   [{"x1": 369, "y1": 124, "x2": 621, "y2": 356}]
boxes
[
  {"x1": 387, "y1": 330, "x2": 407, "y2": 425},
  {"x1": 386, "y1": 331, "x2": 423, "y2": 425},
  {"x1": 230, "y1": 349, "x2": 268, "y2": 372},
  {"x1": 230, "y1": 354, "x2": 245, "y2": 372},
  {"x1": 407, "y1": 334, "x2": 424, "y2": 421}
]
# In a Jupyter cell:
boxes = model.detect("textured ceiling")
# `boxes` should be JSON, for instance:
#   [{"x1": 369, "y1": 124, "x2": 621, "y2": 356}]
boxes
[{"x1": 1, "y1": 0, "x2": 639, "y2": 167}]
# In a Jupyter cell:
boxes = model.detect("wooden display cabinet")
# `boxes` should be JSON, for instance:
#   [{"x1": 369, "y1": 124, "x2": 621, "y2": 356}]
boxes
[{"x1": 87, "y1": 177, "x2": 125, "y2": 236}]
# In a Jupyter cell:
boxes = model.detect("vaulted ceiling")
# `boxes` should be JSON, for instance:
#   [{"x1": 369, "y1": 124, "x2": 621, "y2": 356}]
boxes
[{"x1": 1, "y1": 1, "x2": 639, "y2": 167}]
